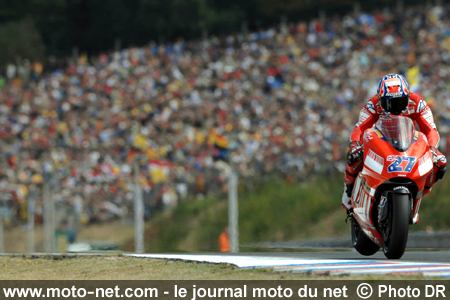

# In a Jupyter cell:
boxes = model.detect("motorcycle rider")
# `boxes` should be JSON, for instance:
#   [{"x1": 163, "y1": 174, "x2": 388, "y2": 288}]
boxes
[{"x1": 342, "y1": 73, "x2": 447, "y2": 211}]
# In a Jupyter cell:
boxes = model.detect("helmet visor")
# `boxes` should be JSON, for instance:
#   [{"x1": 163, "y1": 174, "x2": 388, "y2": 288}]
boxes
[{"x1": 380, "y1": 96, "x2": 409, "y2": 115}]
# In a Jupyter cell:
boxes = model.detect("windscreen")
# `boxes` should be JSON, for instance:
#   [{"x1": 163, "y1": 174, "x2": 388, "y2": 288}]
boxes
[{"x1": 375, "y1": 116, "x2": 415, "y2": 152}]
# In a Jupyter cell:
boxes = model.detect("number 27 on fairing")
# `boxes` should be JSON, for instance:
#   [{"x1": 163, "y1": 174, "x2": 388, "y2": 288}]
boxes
[{"x1": 387, "y1": 155, "x2": 416, "y2": 173}]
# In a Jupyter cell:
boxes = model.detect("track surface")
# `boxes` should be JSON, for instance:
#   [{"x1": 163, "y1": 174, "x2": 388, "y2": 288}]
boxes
[
  {"x1": 128, "y1": 251, "x2": 450, "y2": 277},
  {"x1": 214, "y1": 250, "x2": 450, "y2": 263},
  {"x1": 140, "y1": 250, "x2": 450, "y2": 264}
]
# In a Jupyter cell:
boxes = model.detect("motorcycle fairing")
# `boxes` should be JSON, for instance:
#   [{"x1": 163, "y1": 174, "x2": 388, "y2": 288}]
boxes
[
  {"x1": 351, "y1": 116, "x2": 433, "y2": 247},
  {"x1": 352, "y1": 173, "x2": 382, "y2": 246}
]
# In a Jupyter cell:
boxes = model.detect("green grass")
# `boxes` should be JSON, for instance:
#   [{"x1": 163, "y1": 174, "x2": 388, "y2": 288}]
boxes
[
  {"x1": 138, "y1": 172, "x2": 346, "y2": 252},
  {"x1": 412, "y1": 175, "x2": 450, "y2": 231},
  {"x1": 133, "y1": 171, "x2": 450, "y2": 252},
  {"x1": 238, "y1": 174, "x2": 345, "y2": 242}
]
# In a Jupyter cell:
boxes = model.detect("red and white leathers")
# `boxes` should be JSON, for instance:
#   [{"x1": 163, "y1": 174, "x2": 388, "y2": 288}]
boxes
[{"x1": 342, "y1": 92, "x2": 447, "y2": 210}]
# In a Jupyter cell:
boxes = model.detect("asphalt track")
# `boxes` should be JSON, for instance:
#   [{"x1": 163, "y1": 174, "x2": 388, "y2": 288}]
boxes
[
  {"x1": 198, "y1": 250, "x2": 450, "y2": 264},
  {"x1": 129, "y1": 251, "x2": 450, "y2": 277}
]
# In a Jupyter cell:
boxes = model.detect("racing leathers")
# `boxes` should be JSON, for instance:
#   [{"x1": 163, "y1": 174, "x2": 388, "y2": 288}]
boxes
[{"x1": 342, "y1": 92, "x2": 447, "y2": 210}]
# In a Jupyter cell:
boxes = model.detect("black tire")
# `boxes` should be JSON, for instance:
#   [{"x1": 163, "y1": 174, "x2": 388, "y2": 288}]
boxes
[
  {"x1": 351, "y1": 221, "x2": 380, "y2": 256},
  {"x1": 381, "y1": 193, "x2": 410, "y2": 259}
]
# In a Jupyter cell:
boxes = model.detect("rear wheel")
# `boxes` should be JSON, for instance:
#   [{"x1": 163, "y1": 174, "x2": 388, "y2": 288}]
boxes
[
  {"x1": 381, "y1": 193, "x2": 410, "y2": 259},
  {"x1": 351, "y1": 220, "x2": 380, "y2": 256}
]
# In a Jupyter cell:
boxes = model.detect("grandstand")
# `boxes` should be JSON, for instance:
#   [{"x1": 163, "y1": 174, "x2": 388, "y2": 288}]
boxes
[{"x1": 0, "y1": 1, "x2": 449, "y2": 252}]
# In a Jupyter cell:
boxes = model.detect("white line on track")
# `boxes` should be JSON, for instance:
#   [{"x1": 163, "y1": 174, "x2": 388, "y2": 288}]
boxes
[{"x1": 125, "y1": 254, "x2": 450, "y2": 277}]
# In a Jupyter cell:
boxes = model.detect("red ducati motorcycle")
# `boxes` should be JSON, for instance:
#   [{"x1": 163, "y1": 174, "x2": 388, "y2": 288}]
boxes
[{"x1": 350, "y1": 115, "x2": 433, "y2": 259}]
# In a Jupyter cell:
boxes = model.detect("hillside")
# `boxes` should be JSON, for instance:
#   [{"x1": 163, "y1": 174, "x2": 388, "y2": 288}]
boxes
[{"x1": 125, "y1": 171, "x2": 450, "y2": 253}]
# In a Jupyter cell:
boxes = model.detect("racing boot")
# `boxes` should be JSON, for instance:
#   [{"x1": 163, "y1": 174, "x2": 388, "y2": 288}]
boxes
[
  {"x1": 342, "y1": 141, "x2": 364, "y2": 207},
  {"x1": 341, "y1": 183, "x2": 353, "y2": 210},
  {"x1": 342, "y1": 141, "x2": 363, "y2": 214}
]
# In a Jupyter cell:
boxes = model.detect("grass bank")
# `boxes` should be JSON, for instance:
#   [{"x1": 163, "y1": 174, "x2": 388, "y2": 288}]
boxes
[
  {"x1": 414, "y1": 174, "x2": 450, "y2": 231},
  {"x1": 139, "y1": 172, "x2": 348, "y2": 252}
]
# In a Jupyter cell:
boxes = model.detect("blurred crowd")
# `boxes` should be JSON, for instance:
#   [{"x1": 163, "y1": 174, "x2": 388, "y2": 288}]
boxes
[{"x1": 1, "y1": 2, "x2": 450, "y2": 226}]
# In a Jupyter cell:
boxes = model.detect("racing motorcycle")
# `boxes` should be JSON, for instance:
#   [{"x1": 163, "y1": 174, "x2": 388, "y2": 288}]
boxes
[{"x1": 349, "y1": 115, "x2": 434, "y2": 259}]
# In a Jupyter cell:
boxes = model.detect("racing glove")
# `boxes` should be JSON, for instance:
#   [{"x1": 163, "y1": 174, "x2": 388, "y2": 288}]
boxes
[{"x1": 347, "y1": 141, "x2": 364, "y2": 165}]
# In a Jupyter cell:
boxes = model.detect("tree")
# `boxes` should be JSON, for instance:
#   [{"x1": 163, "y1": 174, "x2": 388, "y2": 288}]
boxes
[{"x1": 0, "y1": 17, "x2": 45, "y2": 66}]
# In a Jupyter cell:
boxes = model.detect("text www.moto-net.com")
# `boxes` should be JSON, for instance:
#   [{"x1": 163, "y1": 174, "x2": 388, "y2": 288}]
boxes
[{"x1": 3, "y1": 286, "x2": 158, "y2": 298}]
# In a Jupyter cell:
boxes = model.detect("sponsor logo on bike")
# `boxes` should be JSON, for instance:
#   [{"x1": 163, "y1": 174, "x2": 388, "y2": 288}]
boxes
[
  {"x1": 363, "y1": 132, "x2": 373, "y2": 143},
  {"x1": 418, "y1": 152, "x2": 433, "y2": 176},
  {"x1": 364, "y1": 149, "x2": 384, "y2": 174},
  {"x1": 393, "y1": 186, "x2": 409, "y2": 192}
]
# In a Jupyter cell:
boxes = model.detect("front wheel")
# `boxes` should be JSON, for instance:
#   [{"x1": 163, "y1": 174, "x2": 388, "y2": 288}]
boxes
[
  {"x1": 351, "y1": 221, "x2": 380, "y2": 256},
  {"x1": 381, "y1": 193, "x2": 410, "y2": 259}
]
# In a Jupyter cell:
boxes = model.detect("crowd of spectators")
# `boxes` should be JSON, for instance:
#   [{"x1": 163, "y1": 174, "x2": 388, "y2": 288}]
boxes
[{"x1": 1, "y1": 3, "x2": 450, "y2": 226}]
